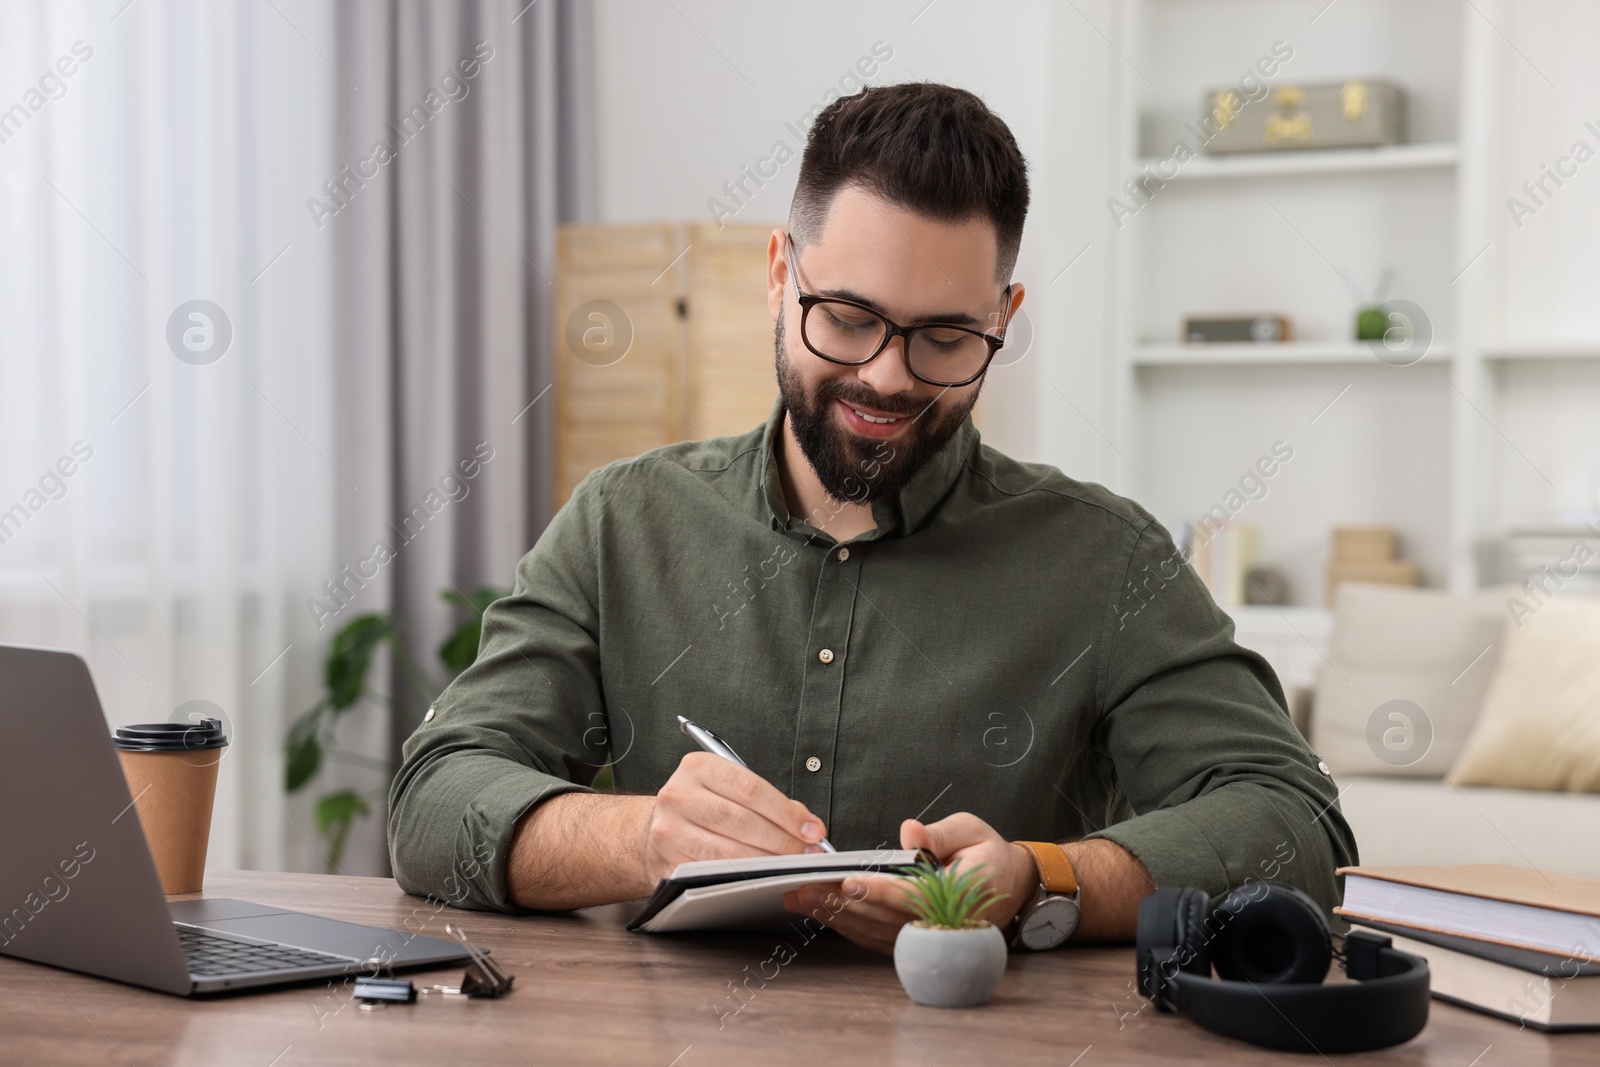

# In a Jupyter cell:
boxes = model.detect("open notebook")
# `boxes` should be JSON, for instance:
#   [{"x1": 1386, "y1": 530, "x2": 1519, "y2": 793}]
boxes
[{"x1": 627, "y1": 849, "x2": 926, "y2": 933}]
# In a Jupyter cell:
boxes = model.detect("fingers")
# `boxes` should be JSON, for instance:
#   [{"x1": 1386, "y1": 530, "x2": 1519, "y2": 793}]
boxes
[
  {"x1": 691, "y1": 753, "x2": 826, "y2": 849},
  {"x1": 901, "y1": 812, "x2": 996, "y2": 862},
  {"x1": 802, "y1": 879, "x2": 912, "y2": 924},
  {"x1": 646, "y1": 754, "x2": 827, "y2": 880},
  {"x1": 820, "y1": 909, "x2": 899, "y2": 955},
  {"x1": 782, "y1": 879, "x2": 911, "y2": 956}
]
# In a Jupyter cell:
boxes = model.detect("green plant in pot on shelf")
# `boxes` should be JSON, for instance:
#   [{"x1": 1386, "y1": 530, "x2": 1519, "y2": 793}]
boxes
[
  {"x1": 894, "y1": 858, "x2": 1010, "y2": 1007},
  {"x1": 1354, "y1": 265, "x2": 1395, "y2": 342},
  {"x1": 284, "y1": 586, "x2": 507, "y2": 869}
]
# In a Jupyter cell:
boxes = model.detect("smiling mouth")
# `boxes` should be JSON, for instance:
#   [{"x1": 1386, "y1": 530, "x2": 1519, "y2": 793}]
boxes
[{"x1": 836, "y1": 398, "x2": 913, "y2": 424}]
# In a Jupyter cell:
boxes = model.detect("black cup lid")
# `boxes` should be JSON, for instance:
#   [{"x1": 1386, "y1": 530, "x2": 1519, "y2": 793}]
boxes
[{"x1": 113, "y1": 718, "x2": 229, "y2": 752}]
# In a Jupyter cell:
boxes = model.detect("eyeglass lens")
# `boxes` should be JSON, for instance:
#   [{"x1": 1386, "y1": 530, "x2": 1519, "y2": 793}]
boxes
[{"x1": 802, "y1": 300, "x2": 992, "y2": 385}]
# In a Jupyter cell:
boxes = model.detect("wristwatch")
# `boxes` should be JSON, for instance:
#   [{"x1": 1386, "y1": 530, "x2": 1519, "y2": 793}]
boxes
[{"x1": 1009, "y1": 841, "x2": 1081, "y2": 951}]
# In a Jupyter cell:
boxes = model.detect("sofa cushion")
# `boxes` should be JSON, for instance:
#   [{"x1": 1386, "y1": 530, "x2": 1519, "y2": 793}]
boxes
[
  {"x1": 1448, "y1": 595, "x2": 1600, "y2": 792},
  {"x1": 1337, "y1": 776, "x2": 1600, "y2": 879},
  {"x1": 1311, "y1": 584, "x2": 1506, "y2": 778}
]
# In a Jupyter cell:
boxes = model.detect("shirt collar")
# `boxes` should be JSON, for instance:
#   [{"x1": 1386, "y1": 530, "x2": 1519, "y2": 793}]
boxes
[{"x1": 756, "y1": 395, "x2": 980, "y2": 542}]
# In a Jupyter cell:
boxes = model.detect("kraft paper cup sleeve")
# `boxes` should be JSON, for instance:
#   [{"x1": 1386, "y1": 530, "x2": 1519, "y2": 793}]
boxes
[{"x1": 116, "y1": 749, "x2": 220, "y2": 896}]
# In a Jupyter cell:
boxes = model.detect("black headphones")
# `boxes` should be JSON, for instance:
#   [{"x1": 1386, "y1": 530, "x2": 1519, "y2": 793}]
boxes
[{"x1": 1135, "y1": 882, "x2": 1430, "y2": 1053}]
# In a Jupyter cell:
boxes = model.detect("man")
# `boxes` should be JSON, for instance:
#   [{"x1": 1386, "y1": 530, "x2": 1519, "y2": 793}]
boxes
[{"x1": 389, "y1": 83, "x2": 1355, "y2": 954}]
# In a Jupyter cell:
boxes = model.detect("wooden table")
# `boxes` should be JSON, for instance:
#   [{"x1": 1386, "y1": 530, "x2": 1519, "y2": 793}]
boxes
[{"x1": 2, "y1": 869, "x2": 1595, "y2": 1066}]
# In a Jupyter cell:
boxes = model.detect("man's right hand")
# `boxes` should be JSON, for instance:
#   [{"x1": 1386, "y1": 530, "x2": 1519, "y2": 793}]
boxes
[
  {"x1": 507, "y1": 752, "x2": 829, "y2": 910},
  {"x1": 642, "y1": 752, "x2": 828, "y2": 885}
]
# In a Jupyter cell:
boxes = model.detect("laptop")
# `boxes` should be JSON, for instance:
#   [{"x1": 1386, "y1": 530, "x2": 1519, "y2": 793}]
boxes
[{"x1": 0, "y1": 644, "x2": 474, "y2": 995}]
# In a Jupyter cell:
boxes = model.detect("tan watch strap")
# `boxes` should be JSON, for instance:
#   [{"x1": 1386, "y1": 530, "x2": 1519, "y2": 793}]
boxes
[{"x1": 1017, "y1": 841, "x2": 1078, "y2": 895}]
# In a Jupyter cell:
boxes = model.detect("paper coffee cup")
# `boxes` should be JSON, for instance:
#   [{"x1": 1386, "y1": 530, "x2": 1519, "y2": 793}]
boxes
[{"x1": 113, "y1": 719, "x2": 228, "y2": 895}]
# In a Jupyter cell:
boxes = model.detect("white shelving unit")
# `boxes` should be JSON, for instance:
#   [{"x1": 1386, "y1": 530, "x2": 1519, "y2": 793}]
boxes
[
  {"x1": 1224, "y1": 605, "x2": 1333, "y2": 693},
  {"x1": 1097, "y1": 0, "x2": 1600, "y2": 631},
  {"x1": 1132, "y1": 342, "x2": 1454, "y2": 367},
  {"x1": 1140, "y1": 142, "x2": 1458, "y2": 182},
  {"x1": 1483, "y1": 342, "x2": 1600, "y2": 362}
]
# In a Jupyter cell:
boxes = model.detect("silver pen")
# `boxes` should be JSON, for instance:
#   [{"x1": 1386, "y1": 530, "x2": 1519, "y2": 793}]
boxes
[{"x1": 677, "y1": 715, "x2": 837, "y2": 853}]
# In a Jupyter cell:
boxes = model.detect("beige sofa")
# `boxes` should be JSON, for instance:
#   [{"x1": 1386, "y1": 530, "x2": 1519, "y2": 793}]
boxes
[
  {"x1": 1244, "y1": 584, "x2": 1600, "y2": 879},
  {"x1": 1336, "y1": 776, "x2": 1600, "y2": 879}
]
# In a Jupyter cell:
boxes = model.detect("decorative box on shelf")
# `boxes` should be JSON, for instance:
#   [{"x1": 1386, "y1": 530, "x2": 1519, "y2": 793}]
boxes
[
  {"x1": 1184, "y1": 314, "x2": 1290, "y2": 344},
  {"x1": 1203, "y1": 81, "x2": 1405, "y2": 155}
]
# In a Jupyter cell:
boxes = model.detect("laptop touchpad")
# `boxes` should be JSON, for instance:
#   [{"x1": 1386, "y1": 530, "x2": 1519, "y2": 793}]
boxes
[
  {"x1": 169, "y1": 898, "x2": 291, "y2": 923},
  {"x1": 190, "y1": 913, "x2": 434, "y2": 962},
  {"x1": 192, "y1": 914, "x2": 399, "y2": 959}
]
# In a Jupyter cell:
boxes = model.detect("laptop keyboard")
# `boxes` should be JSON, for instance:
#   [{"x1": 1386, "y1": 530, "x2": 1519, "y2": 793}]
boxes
[{"x1": 176, "y1": 926, "x2": 356, "y2": 977}]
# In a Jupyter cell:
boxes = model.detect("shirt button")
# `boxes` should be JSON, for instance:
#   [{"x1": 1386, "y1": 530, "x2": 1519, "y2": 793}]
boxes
[
  {"x1": 805, "y1": 756, "x2": 822, "y2": 772},
  {"x1": 1317, "y1": 760, "x2": 1331, "y2": 776},
  {"x1": 837, "y1": 548, "x2": 849, "y2": 562},
  {"x1": 424, "y1": 705, "x2": 436, "y2": 723},
  {"x1": 818, "y1": 648, "x2": 835, "y2": 664}
]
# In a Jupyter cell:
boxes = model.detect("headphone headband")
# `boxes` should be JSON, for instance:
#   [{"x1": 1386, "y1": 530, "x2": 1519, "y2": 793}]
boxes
[{"x1": 1136, "y1": 885, "x2": 1430, "y2": 1053}]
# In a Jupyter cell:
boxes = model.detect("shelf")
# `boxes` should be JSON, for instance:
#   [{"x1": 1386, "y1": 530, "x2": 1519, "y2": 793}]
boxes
[
  {"x1": 1131, "y1": 342, "x2": 1452, "y2": 367},
  {"x1": 1226, "y1": 605, "x2": 1333, "y2": 632},
  {"x1": 1134, "y1": 143, "x2": 1459, "y2": 182},
  {"x1": 1483, "y1": 341, "x2": 1600, "y2": 361}
]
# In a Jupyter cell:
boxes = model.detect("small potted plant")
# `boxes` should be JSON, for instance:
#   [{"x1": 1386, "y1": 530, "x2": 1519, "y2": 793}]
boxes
[{"x1": 893, "y1": 858, "x2": 1009, "y2": 1007}]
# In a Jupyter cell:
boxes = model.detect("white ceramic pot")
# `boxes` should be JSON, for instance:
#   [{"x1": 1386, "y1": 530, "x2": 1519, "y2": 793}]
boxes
[{"x1": 893, "y1": 921, "x2": 1009, "y2": 1007}]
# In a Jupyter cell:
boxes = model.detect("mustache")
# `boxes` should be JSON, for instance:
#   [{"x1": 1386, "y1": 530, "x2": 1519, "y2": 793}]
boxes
[{"x1": 817, "y1": 381, "x2": 922, "y2": 419}]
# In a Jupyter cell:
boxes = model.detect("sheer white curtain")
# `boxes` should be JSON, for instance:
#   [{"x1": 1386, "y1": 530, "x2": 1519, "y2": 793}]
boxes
[{"x1": 0, "y1": 1, "x2": 340, "y2": 872}]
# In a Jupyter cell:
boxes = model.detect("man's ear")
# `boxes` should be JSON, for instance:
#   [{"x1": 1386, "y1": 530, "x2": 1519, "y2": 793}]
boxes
[
  {"x1": 988, "y1": 282, "x2": 1026, "y2": 336},
  {"x1": 766, "y1": 228, "x2": 789, "y2": 323}
]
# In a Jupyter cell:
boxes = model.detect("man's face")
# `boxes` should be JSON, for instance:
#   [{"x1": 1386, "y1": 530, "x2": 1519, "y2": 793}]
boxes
[{"x1": 766, "y1": 185, "x2": 1024, "y2": 507}]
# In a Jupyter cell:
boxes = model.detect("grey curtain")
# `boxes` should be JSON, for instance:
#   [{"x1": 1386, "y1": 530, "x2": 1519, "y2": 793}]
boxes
[{"x1": 325, "y1": 0, "x2": 594, "y2": 875}]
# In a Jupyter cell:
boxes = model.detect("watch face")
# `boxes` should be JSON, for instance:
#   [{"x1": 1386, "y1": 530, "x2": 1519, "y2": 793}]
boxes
[{"x1": 1020, "y1": 895, "x2": 1080, "y2": 950}]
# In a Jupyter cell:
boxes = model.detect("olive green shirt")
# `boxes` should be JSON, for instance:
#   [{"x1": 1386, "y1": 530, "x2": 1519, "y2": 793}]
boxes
[{"x1": 389, "y1": 400, "x2": 1356, "y2": 915}]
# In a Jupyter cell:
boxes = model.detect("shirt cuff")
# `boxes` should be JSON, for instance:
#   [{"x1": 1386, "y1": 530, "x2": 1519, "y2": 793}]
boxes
[
  {"x1": 1088, "y1": 806, "x2": 1231, "y2": 896},
  {"x1": 454, "y1": 766, "x2": 594, "y2": 913}
]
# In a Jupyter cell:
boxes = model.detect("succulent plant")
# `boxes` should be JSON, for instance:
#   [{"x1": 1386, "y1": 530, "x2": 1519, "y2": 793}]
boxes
[{"x1": 897, "y1": 858, "x2": 1006, "y2": 930}]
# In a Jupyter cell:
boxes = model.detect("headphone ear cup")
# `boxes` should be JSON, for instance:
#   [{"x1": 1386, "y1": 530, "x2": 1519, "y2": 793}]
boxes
[
  {"x1": 1136, "y1": 889, "x2": 1179, "y2": 1000},
  {"x1": 1136, "y1": 887, "x2": 1212, "y2": 1002},
  {"x1": 1211, "y1": 882, "x2": 1332, "y2": 985},
  {"x1": 1173, "y1": 887, "x2": 1214, "y2": 977}
]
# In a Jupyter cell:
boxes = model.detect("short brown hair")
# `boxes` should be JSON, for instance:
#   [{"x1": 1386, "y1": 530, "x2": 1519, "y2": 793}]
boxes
[{"x1": 789, "y1": 83, "x2": 1029, "y2": 281}]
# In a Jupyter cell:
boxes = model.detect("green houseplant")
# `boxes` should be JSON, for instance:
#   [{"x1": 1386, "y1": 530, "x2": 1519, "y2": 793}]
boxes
[
  {"x1": 893, "y1": 858, "x2": 1010, "y2": 1007},
  {"x1": 284, "y1": 586, "x2": 507, "y2": 868}
]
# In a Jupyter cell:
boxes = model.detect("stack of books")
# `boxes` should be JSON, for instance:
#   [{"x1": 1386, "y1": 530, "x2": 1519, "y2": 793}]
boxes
[
  {"x1": 1337, "y1": 864, "x2": 1600, "y2": 1031},
  {"x1": 1174, "y1": 519, "x2": 1256, "y2": 607},
  {"x1": 1502, "y1": 521, "x2": 1600, "y2": 590},
  {"x1": 1324, "y1": 525, "x2": 1419, "y2": 604}
]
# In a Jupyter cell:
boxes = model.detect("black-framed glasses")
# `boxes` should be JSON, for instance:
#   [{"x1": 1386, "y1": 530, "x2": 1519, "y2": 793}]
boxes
[{"x1": 785, "y1": 236, "x2": 1012, "y2": 388}]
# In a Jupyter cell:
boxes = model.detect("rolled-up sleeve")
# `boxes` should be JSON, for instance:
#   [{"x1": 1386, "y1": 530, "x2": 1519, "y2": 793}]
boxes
[
  {"x1": 1086, "y1": 521, "x2": 1358, "y2": 916},
  {"x1": 387, "y1": 471, "x2": 609, "y2": 912}
]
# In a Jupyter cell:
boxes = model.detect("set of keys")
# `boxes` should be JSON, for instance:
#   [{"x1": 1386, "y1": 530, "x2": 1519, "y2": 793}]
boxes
[{"x1": 354, "y1": 924, "x2": 515, "y2": 1011}]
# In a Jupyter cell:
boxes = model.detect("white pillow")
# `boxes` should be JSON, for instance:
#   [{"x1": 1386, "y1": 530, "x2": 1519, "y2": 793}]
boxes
[
  {"x1": 1448, "y1": 596, "x2": 1600, "y2": 792},
  {"x1": 1310, "y1": 583, "x2": 1507, "y2": 778}
]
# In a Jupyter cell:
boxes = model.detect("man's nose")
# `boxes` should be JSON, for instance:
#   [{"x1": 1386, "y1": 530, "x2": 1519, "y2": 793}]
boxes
[{"x1": 855, "y1": 333, "x2": 918, "y2": 399}]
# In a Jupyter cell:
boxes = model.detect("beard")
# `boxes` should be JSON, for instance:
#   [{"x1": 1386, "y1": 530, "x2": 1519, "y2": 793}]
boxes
[{"x1": 774, "y1": 308, "x2": 980, "y2": 507}]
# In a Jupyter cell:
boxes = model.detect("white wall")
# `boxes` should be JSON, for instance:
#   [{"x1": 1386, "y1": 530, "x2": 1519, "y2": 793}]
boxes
[{"x1": 588, "y1": 0, "x2": 1065, "y2": 464}]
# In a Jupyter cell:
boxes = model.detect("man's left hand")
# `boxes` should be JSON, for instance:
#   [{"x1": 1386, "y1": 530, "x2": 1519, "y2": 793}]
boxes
[{"x1": 780, "y1": 813, "x2": 1037, "y2": 955}]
